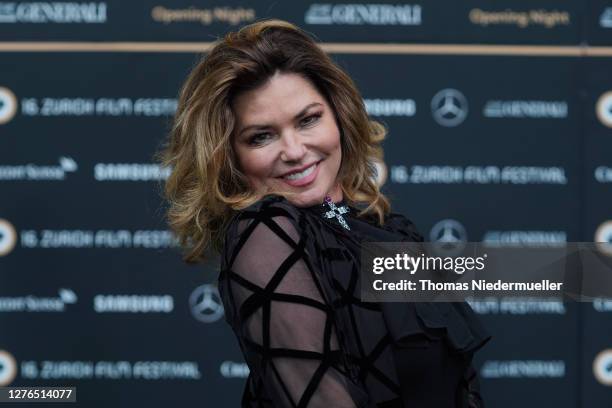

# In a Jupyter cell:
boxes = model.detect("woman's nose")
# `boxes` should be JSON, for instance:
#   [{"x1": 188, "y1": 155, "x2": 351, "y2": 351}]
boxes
[{"x1": 279, "y1": 132, "x2": 307, "y2": 162}]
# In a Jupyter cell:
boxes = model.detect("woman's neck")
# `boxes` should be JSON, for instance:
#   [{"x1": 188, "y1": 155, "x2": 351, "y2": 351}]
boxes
[{"x1": 325, "y1": 182, "x2": 343, "y2": 203}]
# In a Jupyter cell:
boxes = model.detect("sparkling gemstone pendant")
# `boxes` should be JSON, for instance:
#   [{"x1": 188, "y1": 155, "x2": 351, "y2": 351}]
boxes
[{"x1": 322, "y1": 195, "x2": 351, "y2": 230}]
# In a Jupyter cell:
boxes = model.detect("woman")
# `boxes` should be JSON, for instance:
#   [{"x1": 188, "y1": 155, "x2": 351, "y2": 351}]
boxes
[{"x1": 159, "y1": 19, "x2": 490, "y2": 407}]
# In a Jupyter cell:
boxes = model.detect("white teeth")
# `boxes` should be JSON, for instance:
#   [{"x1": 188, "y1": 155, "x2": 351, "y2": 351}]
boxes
[{"x1": 284, "y1": 163, "x2": 316, "y2": 180}]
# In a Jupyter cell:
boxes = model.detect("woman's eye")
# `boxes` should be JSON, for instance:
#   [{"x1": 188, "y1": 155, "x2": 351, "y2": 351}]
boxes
[
  {"x1": 246, "y1": 114, "x2": 321, "y2": 146},
  {"x1": 247, "y1": 133, "x2": 271, "y2": 146},
  {"x1": 300, "y1": 113, "x2": 321, "y2": 127}
]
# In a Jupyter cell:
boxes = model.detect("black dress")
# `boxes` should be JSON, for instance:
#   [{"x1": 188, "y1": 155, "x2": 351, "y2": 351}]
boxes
[{"x1": 218, "y1": 195, "x2": 491, "y2": 407}]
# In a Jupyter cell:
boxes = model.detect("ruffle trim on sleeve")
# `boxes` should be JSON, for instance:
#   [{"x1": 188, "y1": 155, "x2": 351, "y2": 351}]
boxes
[
  {"x1": 377, "y1": 212, "x2": 491, "y2": 355},
  {"x1": 381, "y1": 301, "x2": 491, "y2": 355},
  {"x1": 381, "y1": 212, "x2": 426, "y2": 243}
]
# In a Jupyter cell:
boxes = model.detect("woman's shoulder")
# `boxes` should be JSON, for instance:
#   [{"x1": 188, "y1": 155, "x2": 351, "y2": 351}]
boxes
[
  {"x1": 221, "y1": 195, "x2": 306, "y2": 259},
  {"x1": 228, "y1": 194, "x2": 304, "y2": 231}
]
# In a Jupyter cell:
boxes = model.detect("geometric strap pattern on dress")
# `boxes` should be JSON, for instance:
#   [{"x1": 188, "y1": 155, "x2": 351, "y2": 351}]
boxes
[{"x1": 221, "y1": 203, "x2": 370, "y2": 407}]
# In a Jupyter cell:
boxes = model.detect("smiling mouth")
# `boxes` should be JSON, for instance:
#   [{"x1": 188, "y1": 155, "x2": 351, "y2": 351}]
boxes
[
  {"x1": 282, "y1": 162, "x2": 318, "y2": 180},
  {"x1": 276, "y1": 160, "x2": 322, "y2": 187}
]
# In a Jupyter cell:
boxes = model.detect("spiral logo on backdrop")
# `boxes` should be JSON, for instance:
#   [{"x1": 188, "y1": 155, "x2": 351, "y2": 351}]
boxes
[
  {"x1": 0, "y1": 87, "x2": 17, "y2": 124},
  {"x1": 189, "y1": 284, "x2": 224, "y2": 323},
  {"x1": 593, "y1": 349, "x2": 612, "y2": 386},
  {"x1": 0, "y1": 350, "x2": 17, "y2": 386},
  {"x1": 596, "y1": 91, "x2": 612, "y2": 128},
  {"x1": 0, "y1": 219, "x2": 17, "y2": 256}
]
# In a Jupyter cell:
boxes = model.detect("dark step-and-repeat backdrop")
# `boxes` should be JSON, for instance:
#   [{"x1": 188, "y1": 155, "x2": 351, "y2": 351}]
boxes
[{"x1": 1, "y1": 1, "x2": 611, "y2": 407}]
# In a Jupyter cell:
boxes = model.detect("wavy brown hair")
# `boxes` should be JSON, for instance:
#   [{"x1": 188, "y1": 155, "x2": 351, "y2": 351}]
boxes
[{"x1": 157, "y1": 18, "x2": 391, "y2": 263}]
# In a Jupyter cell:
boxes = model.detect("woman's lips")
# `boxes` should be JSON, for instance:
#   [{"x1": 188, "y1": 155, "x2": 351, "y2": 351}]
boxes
[{"x1": 278, "y1": 160, "x2": 321, "y2": 187}]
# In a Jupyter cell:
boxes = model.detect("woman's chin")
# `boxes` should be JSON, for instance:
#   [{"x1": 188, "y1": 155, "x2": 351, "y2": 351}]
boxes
[
  {"x1": 283, "y1": 190, "x2": 325, "y2": 208},
  {"x1": 284, "y1": 195, "x2": 316, "y2": 208},
  {"x1": 264, "y1": 178, "x2": 334, "y2": 207}
]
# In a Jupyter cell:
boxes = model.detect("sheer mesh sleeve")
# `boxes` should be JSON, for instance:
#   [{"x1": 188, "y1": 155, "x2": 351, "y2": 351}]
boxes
[{"x1": 219, "y1": 203, "x2": 369, "y2": 408}]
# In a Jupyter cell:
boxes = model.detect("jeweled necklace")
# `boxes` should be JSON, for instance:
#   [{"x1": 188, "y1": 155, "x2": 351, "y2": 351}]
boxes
[{"x1": 322, "y1": 195, "x2": 351, "y2": 230}]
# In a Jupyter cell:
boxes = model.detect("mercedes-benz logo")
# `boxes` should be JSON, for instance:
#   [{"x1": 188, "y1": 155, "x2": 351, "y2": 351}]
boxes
[
  {"x1": 189, "y1": 284, "x2": 224, "y2": 323},
  {"x1": 430, "y1": 219, "x2": 467, "y2": 255},
  {"x1": 431, "y1": 89, "x2": 468, "y2": 127}
]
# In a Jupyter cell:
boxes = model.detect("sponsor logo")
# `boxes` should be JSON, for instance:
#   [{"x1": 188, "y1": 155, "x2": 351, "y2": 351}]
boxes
[
  {"x1": 151, "y1": 6, "x2": 255, "y2": 25},
  {"x1": 596, "y1": 92, "x2": 612, "y2": 128},
  {"x1": 430, "y1": 219, "x2": 467, "y2": 255},
  {"x1": 431, "y1": 89, "x2": 468, "y2": 127},
  {"x1": 389, "y1": 165, "x2": 567, "y2": 185},
  {"x1": 600, "y1": 7, "x2": 612, "y2": 28},
  {"x1": 593, "y1": 298, "x2": 612, "y2": 312},
  {"x1": 0, "y1": 288, "x2": 77, "y2": 312},
  {"x1": 593, "y1": 350, "x2": 612, "y2": 386},
  {"x1": 431, "y1": 219, "x2": 467, "y2": 242},
  {"x1": 0, "y1": 87, "x2": 17, "y2": 124},
  {"x1": 0, "y1": 2, "x2": 106, "y2": 23},
  {"x1": 19, "y1": 360, "x2": 201, "y2": 380},
  {"x1": 305, "y1": 3, "x2": 422, "y2": 25},
  {"x1": 595, "y1": 166, "x2": 612, "y2": 183},
  {"x1": 483, "y1": 231, "x2": 567, "y2": 246},
  {"x1": 468, "y1": 297, "x2": 566, "y2": 315},
  {"x1": 0, "y1": 350, "x2": 17, "y2": 386},
  {"x1": 93, "y1": 295, "x2": 173, "y2": 313},
  {"x1": 19, "y1": 229, "x2": 178, "y2": 249},
  {"x1": 595, "y1": 221, "x2": 612, "y2": 257},
  {"x1": 0, "y1": 156, "x2": 77, "y2": 180},
  {"x1": 364, "y1": 98, "x2": 416, "y2": 117},
  {"x1": 481, "y1": 360, "x2": 565, "y2": 378},
  {"x1": 220, "y1": 361, "x2": 249, "y2": 378},
  {"x1": 0, "y1": 219, "x2": 17, "y2": 256},
  {"x1": 20, "y1": 97, "x2": 176, "y2": 117},
  {"x1": 370, "y1": 158, "x2": 387, "y2": 187},
  {"x1": 483, "y1": 100, "x2": 568, "y2": 119},
  {"x1": 469, "y1": 8, "x2": 570, "y2": 28},
  {"x1": 189, "y1": 284, "x2": 224, "y2": 323},
  {"x1": 94, "y1": 163, "x2": 171, "y2": 181}
]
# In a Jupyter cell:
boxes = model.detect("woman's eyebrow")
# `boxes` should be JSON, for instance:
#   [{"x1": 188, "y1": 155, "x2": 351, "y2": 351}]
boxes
[{"x1": 237, "y1": 102, "x2": 323, "y2": 136}]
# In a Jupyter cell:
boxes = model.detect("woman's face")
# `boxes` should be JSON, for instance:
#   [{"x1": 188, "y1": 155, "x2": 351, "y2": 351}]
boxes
[{"x1": 231, "y1": 71, "x2": 343, "y2": 207}]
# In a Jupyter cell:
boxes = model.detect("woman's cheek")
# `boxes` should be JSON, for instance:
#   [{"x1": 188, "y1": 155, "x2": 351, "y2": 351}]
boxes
[{"x1": 248, "y1": 151, "x2": 275, "y2": 181}]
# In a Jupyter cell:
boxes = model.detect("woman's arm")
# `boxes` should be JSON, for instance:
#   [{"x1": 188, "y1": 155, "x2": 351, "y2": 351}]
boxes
[{"x1": 220, "y1": 206, "x2": 369, "y2": 407}]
